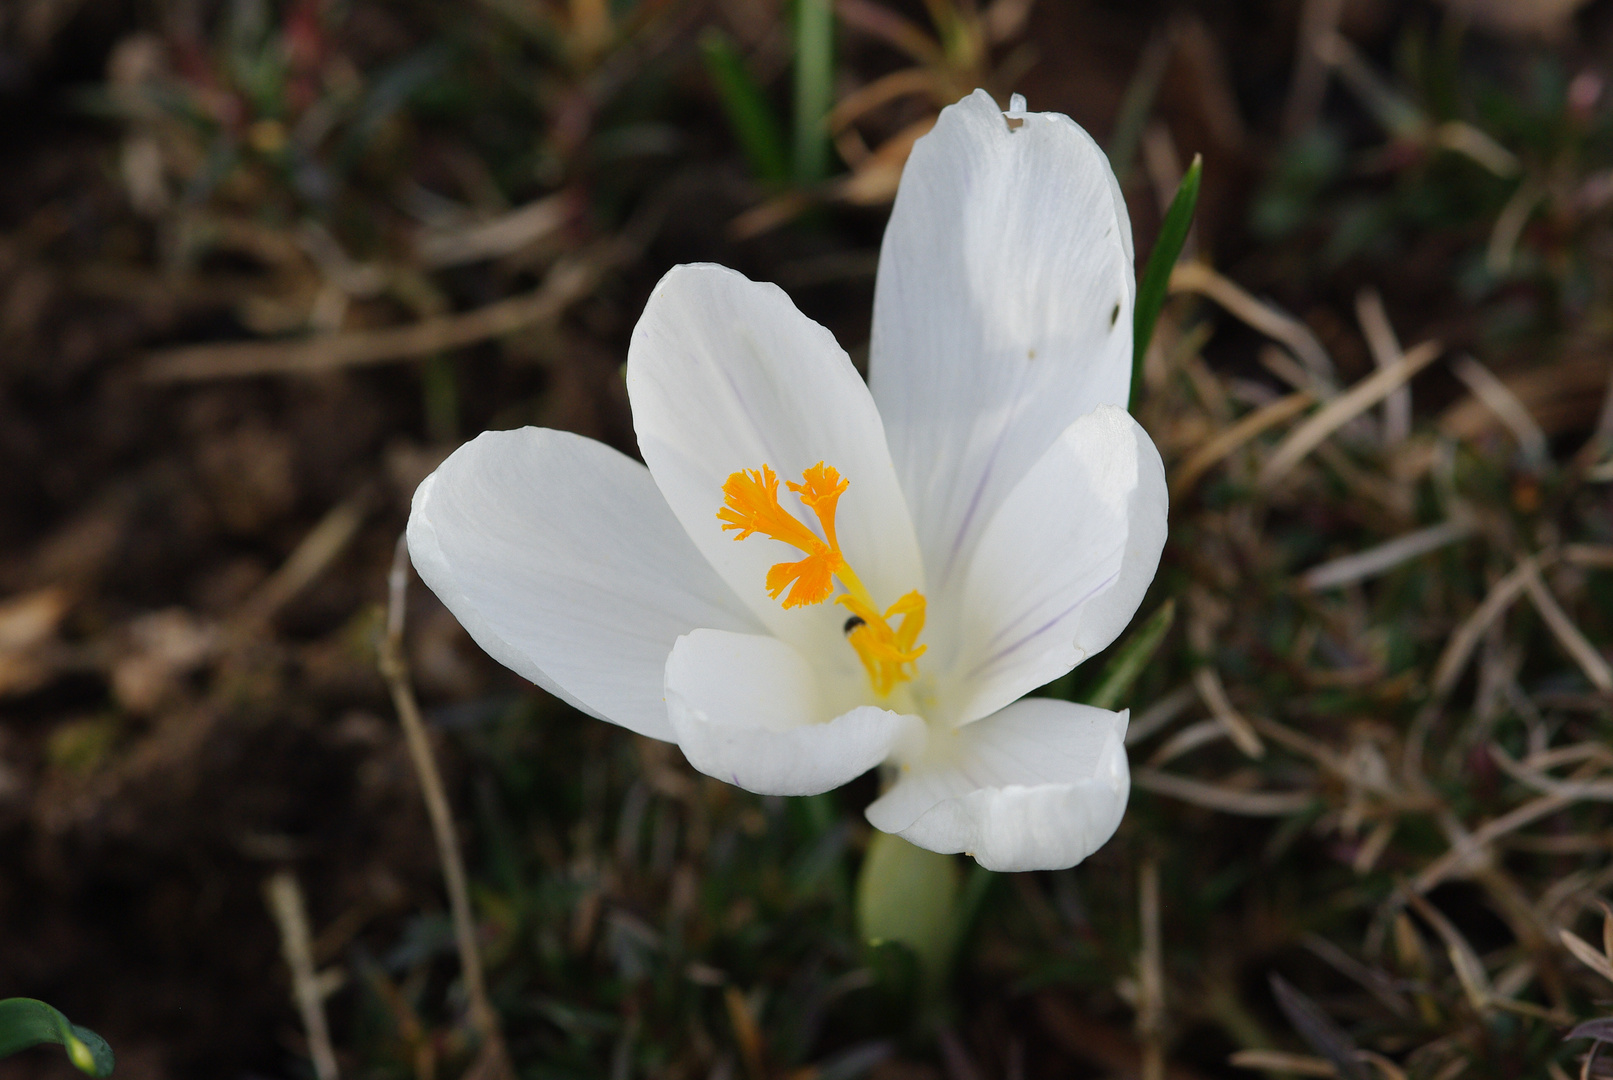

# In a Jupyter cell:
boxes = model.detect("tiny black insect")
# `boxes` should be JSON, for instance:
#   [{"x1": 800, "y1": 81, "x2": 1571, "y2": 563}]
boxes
[{"x1": 843, "y1": 615, "x2": 866, "y2": 635}]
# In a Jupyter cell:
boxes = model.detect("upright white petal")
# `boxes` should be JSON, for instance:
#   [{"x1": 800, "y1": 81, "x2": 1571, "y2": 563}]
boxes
[
  {"x1": 407, "y1": 427, "x2": 763, "y2": 741},
  {"x1": 944, "y1": 405, "x2": 1167, "y2": 726},
  {"x1": 628, "y1": 264, "x2": 924, "y2": 661},
  {"x1": 870, "y1": 89, "x2": 1136, "y2": 606},
  {"x1": 665, "y1": 629, "x2": 923, "y2": 795},
  {"x1": 866, "y1": 697, "x2": 1130, "y2": 872}
]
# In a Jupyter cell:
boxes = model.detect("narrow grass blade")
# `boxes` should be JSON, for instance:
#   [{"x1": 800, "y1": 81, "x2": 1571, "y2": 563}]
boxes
[
  {"x1": 1269, "y1": 975, "x2": 1366, "y2": 1080},
  {"x1": 1107, "y1": 30, "x2": 1172, "y2": 185},
  {"x1": 792, "y1": 0, "x2": 835, "y2": 184},
  {"x1": 1084, "y1": 598, "x2": 1175, "y2": 711},
  {"x1": 0, "y1": 999, "x2": 115, "y2": 1077},
  {"x1": 1567, "y1": 1019, "x2": 1613, "y2": 1043},
  {"x1": 1131, "y1": 154, "x2": 1201, "y2": 410},
  {"x1": 700, "y1": 28, "x2": 790, "y2": 184}
]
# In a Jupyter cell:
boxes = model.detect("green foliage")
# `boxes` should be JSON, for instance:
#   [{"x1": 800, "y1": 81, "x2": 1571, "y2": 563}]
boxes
[
  {"x1": 1085, "y1": 598, "x2": 1176, "y2": 711},
  {"x1": 1251, "y1": 128, "x2": 1346, "y2": 240},
  {"x1": 1040, "y1": 598, "x2": 1175, "y2": 707},
  {"x1": 1130, "y1": 155, "x2": 1201, "y2": 409},
  {"x1": 702, "y1": 0, "x2": 834, "y2": 186},
  {"x1": 0, "y1": 999, "x2": 115, "y2": 1077},
  {"x1": 791, "y1": 0, "x2": 835, "y2": 184},
  {"x1": 700, "y1": 28, "x2": 791, "y2": 184}
]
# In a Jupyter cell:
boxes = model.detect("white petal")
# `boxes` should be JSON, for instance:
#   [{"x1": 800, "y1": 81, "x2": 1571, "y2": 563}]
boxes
[
  {"x1": 945, "y1": 405, "x2": 1167, "y2": 725},
  {"x1": 870, "y1": 89, "x2": 1136, "y2": 605},
  {"x1": 865, "y1": 697, "x2": 1130, "y2": 872},
  {"x1": 627, "y1": 263, "x2": 924, "y2": 658},
  {"x1": 665, "y1": 628, "x2": 923, "y2": 796},
  {"x1": 407, "y1": 427, "x2": 763, "y2": 741}
]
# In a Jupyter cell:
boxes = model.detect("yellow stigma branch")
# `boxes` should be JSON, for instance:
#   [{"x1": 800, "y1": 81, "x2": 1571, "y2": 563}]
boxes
[
  {"x1": 718, "y1": 463, "x2": 845, "y2": 607},
  {"x1": 718, "y1": 462, "x2": 926, "y2": 696}
]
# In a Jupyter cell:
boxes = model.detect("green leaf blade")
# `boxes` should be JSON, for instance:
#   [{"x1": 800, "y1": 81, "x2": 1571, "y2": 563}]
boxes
[
  {"x1": 791, "y1": 0, "x2": 834, "y2": 184},
  {"x1": 0, "y1": 998, "x2": 115, "y2": 1077},
  {"x1": 700, "y1": 29, "x2": 791, "y2": 185},
  {"x1": 1083, "y1": 598, "x2": 1176, "y2": 712},
  {"x1": 1130, "y1": 155, "x2": 1202, "y2": 410}
]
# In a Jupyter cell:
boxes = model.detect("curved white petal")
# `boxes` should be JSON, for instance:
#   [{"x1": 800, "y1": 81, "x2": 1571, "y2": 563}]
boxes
[
  {"x1": 866, "y1": 697, "x2": 1130, "y2": 872},
  {"x1": 944, "y1": 405, "x2": 1167, "y2": 725},
  {"x1": 627, "y1": 264, "x2": 924, "y2": 661},
  {"x1": 665, "y1": 628, "x2": 923, "y2": 796},
  {"x1": 407, "y1": 427, "x2": 763, "y2": 741},
  {"x1": 870, "y1": 89, "x2": 1136, "y2": 605}
]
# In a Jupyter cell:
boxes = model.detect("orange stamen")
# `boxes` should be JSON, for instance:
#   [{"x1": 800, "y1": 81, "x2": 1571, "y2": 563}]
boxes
[{"x1": 719, "y1": 461, "x2": 926, "y2": 696}]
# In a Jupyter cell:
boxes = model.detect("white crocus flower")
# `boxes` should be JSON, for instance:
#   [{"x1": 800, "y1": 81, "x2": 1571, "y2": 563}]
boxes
[{"x1": 407, "y1": 90, "x2": 1167, "y2": 872}]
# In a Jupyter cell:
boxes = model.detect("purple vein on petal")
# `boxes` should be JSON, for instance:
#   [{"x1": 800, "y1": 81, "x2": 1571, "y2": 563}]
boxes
[
  {"x1": 937, "y1": 355, "x2": 1038, "y2": 590},
  {"x1": 978, "y1": 538, "x2": 1127, "y2": 650},
  {"x1": 966, "y1": 566, "x2": 1120, "y2": 679}
]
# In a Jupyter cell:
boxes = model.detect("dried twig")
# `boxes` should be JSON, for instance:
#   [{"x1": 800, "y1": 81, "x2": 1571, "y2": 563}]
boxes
[
  {"x1": 1269, "y1": 974, "x2": 1367, "y2": 1080},
  {"x1": 415, "y1": 192, "x2": 574, "y2": 268},
  {"x1": 1519, "y1": 562, "x2": 1613, "y2": 691},
  {"x1": 1491, "y1": 748, "x2": 1613, "y2": 803},
  {"x1": 144, "y1": 244, "x2": 623, "y2": 380},
  {"x1": 1125, "y1": 684, "x2": 1198, "y2": 746},
  {"x1": 1259, "y1": 343, "x2": 1323, "y2": 397},
  {"x1": 1440, "y1": 354, "x2": 1611, "y2": 445},
  {"x1": 1137, "y1": 859, "x2": 1166, "y2": 1080},
  {"x1": 1412, "y1": 793, "x2": 1572, "y2": 894},
  {"x1": 1231, "y1": 1049, "x2": 1338, "y2": 1076},
  {"x1": 1283, "y1": 0, "x2": 1347, "y2": 136},
  {"x1": 1302, "y1": 934, "x2": 1411, "y2": 1018},
  {"x1": 1432, "y1": 553, "x2": 1557, "y2": 698},
  {"x1": 1566, "y1": 544, "x2": 1613, "y2": 569},
  {"x1": 1192, "y1": 667, "x2": 1263, "y2": 759},
  {"x1": 1486, "y1": 178, "x2": 1544, "y2": 275},
  {"x1": 1132, "y1": 769, "x2": 1314, "y2": 816},
  {"x1": 1432, "y1": 122, "x2": 1518, "y2": 177},
  {"x1": 1355, "y1": 289, "x2": 1411, "y2": 447},
  {"x1": 235, "y1": 495, "x2": 368, "y2": 627},
  {"x1": 1171, "y1": 390, "x2": 1314, "y2": 497},
  {"x1": 1186, "y1": 595, "x2": 1263, "y2": 758},
  {"x1": 827, "y1": 68, "x2": 941, "y2": 132},
  {"x1": 1260, "y1": 341, "x2": 1442, "y2": 486},
  {"x1": 1247, "y1": 715, "x2": 1357, "y2": 787},
  {"x1": 1170, "y1": 262, "x2": 1337, "y2": 392},
  {"x1": 378, "y1": 535, "x2": 511, "y2": 1077},
  {"x1": 1450, "y1": 355, "x2": 1549, "y2": 468},
  {"x1": 264, "y1": 870, "x2": 341, "y2": 1080},
  {"x1": 725, "y1": 986, "x2": 768, "y2": 1080},
  {"x1": 1148, "y1": 718, "x2": 1234, "y2": 767},
  {"x1": 1301, "y1": 518, "x2": 1475, "y2": 592},
  {"x1": 1405, "y1": 893, "x2": 1492, "y2": 1010},
  {"x1": 1560, "y1": 928, "x2": 1613, "y2": 985}
]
